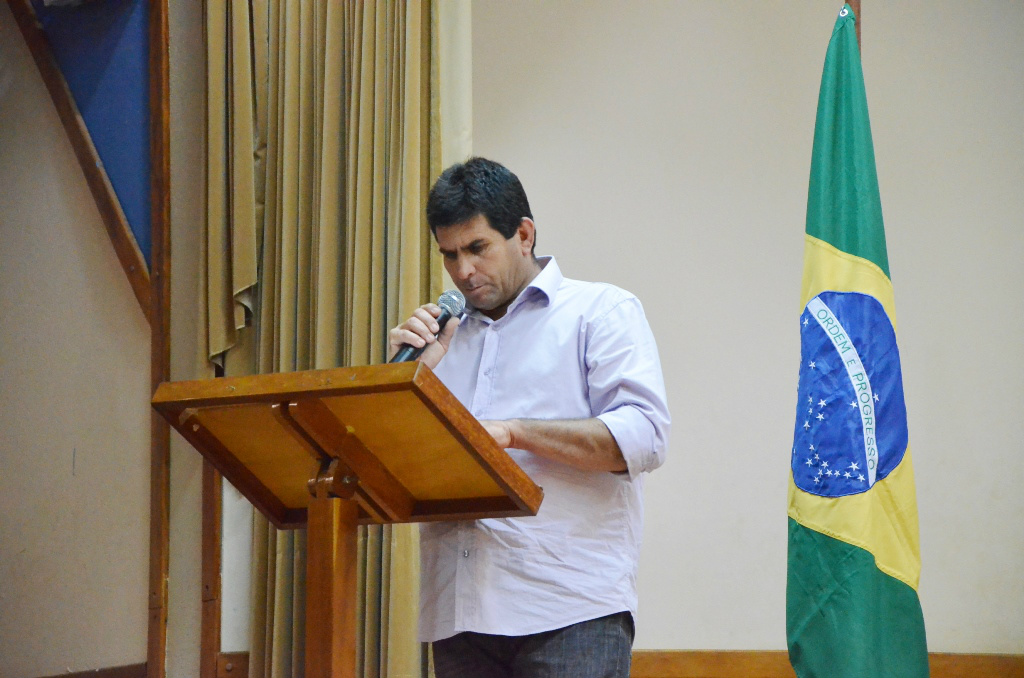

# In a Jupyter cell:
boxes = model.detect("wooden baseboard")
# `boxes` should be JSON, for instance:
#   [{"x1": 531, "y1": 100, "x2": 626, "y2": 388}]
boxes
[
  {"x1": 631, "y1": 650, "x2": 1024, "y2": 678},
  {"x1": 632, "y1": 651, "x2": 793, "y2": 678},
  {"x1": 32, "y1": 649, "x2": 1021, "y2": 678},
  {"x1": 929, "y1": 653, "x2": 1024, "y2": 677},
  {"x1": 28, "y1": 655, "x2": 248, "y2": 678},
  {"x1": 35, "y1": 664, "x2": 147, "y2": 678}
]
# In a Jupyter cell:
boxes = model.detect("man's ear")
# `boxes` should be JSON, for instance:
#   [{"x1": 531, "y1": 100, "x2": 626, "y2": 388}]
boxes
[{"x1": 516, "y1": 218, "x2": 536, "y2": 255}]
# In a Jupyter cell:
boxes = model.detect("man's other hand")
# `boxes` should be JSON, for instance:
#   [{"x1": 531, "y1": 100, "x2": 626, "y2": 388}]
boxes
[
  {"x1": 477, "y1": 418, "x2": 628, "y2": 473},
  {"x1": 480, "y1": 419, "x2": 513, "y2": 449}
]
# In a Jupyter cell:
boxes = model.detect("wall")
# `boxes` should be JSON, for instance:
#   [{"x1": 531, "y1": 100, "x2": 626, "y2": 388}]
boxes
[
  {"x1": 472, "y1": 0, "x2": 1024, "y2": 652},
  {"x1": 0, "y1": 2, "x2": 151, "y2": 675}
]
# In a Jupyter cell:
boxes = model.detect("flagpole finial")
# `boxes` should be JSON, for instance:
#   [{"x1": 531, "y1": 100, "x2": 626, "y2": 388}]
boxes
[{"x1": 848, "y1": 0, "x2": 862, "y2": 49}]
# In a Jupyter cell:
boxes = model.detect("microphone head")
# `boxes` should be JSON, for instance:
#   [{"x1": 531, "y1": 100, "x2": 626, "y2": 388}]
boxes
[{"x1": 438, "y1": 289, "x2": 466, "y2": 317}]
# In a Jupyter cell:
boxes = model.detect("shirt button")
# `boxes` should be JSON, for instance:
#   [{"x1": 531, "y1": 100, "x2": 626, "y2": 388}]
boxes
[{"x1": 463, "y1": 550, "x2": 469, "y2": 558}]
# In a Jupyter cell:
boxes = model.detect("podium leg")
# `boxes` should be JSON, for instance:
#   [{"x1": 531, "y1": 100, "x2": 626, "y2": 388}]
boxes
[{"x1": 306, "y1": 496, "x2": 359, "y2": 678}]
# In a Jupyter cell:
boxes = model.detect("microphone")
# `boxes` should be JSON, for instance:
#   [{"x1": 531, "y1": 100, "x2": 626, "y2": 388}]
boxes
[{"x1": 389, "y1": 289, "x2": 466, "y2": 363}]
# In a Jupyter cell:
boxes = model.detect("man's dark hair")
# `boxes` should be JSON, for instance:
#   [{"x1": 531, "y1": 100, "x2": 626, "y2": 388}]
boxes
[{"x1": 426, "y1": 157, "x2": 534, "y2": 244}]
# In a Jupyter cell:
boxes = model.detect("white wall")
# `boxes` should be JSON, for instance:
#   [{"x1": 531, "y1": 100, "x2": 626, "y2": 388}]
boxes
[
  {"x1": 472, "y1": 0, "x2": 1024, "y2": 653},
  {"x1": 0, "y1": 3, "x2": 151, "y2": 675},
  {"x1": 869, "y1": 1, "x2": 1024, "y2": 654}
]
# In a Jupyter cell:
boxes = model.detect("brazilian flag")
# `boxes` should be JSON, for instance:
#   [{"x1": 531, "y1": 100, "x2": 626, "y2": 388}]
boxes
[{"x1": 787, "y1": 5, "x2": 929, "y2": 677}]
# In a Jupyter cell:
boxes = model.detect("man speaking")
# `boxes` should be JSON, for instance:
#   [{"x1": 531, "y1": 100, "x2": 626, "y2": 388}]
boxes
[{"x1": 388, "y1": 157, "x2": 670, "y2": 678}]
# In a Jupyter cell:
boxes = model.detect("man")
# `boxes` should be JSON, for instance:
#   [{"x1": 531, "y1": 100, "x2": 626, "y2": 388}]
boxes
[{"x1": 388, "y1": 157, "x2": 670, "y2": 678}]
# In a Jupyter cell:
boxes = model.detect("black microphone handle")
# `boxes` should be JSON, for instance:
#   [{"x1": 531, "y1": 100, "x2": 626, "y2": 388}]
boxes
[{"x1": 389, "y1": 308, "x2": 454, "y2": 363}]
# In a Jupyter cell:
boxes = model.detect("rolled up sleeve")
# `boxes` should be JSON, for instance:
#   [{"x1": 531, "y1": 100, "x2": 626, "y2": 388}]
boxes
[{"x1": 587, "y1": 297, "x2": 671, "y2": 478}]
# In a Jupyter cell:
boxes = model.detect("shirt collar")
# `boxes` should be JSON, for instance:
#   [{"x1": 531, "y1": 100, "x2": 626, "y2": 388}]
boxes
[
  {"x1": 521, "y1": 255, "x2": 561, "y2": 305},
  {"x1": 466, "y1": 255, "x2": 562, "y2": 321}
]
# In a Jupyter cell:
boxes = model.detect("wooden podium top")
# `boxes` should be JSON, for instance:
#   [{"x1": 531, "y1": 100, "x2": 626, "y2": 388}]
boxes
[{"x1": 152, "y1": 362, "x2": 543, "y2": 528}]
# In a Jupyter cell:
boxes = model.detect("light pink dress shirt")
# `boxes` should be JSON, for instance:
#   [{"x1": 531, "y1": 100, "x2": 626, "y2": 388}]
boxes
[{"x1": 419, "y1": 256, "x2": 670, "y2": 641}]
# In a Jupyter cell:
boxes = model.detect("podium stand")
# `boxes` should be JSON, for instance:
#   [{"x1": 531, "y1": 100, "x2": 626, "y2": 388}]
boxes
[{"x1": 152, "y1": 362, "x2": 543, "y2": 678}]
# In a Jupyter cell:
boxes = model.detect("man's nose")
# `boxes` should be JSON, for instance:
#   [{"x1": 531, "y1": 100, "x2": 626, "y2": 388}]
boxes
[{"x1": 453, "y1": 256, "x2": 474, "y2": 280}]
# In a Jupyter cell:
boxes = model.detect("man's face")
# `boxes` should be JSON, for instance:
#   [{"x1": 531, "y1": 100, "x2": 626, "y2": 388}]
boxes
[{"x1": 436, "y1": 214, "x2": 536, "y2": 320}]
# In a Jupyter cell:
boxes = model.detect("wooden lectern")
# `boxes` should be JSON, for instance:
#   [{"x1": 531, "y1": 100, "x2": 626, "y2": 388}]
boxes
[{"x1": 151, "y1": 362, "x2": 543, "y2": 678}]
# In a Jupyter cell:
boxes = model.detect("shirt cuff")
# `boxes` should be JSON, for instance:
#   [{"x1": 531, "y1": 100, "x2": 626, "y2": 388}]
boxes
[{"x1": 597, "y1": 406, "x2": 665, "y2": 478}]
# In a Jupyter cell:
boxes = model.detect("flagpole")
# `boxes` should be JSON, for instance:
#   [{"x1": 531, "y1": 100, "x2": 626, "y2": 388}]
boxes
[{"x1": 849, "y1": 0, "x2": 862, "y2": 49}]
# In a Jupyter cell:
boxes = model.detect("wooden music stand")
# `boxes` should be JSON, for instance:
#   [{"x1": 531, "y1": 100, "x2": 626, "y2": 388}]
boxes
[{"x1": 152, "y1": 362, "x2": 543, "y2": 678}]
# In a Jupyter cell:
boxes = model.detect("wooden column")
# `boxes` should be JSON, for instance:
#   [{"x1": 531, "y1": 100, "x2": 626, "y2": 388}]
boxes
[
  {"x1": 305, "y1": 492, "x2": 360, "y2": 678},
  {"x1": 200, "y1": 464, "x2": 223, "y2": 678},
  {"x1": 147, "y1": 1, "x2": 172, "y2": 677}
]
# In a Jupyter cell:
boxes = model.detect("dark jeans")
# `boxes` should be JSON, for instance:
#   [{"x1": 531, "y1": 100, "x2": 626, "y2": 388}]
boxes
[{"x1": 432, "y1": 611, "x2": 634, "y2": 678}]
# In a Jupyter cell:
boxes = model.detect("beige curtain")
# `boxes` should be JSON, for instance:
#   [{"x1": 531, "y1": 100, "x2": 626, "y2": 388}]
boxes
[{"x1": 205, "y1": 2, "x2": 452, "y2": 676}]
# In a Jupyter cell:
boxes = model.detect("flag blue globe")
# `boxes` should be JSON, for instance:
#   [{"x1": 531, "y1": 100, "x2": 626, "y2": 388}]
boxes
[{"x1": 792, "y1": 291, "x2": 908, "y2": 497}]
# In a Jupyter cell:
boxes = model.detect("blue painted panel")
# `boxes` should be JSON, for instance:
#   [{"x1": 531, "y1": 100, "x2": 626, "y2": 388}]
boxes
[{"x1": 34, "y1": 0, "x2": 151, "y2": 267}]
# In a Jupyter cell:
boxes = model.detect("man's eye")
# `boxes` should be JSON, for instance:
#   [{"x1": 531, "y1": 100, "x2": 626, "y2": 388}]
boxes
[{"x1": 442, "y1": 251, "x2": 457, "y2": 260}]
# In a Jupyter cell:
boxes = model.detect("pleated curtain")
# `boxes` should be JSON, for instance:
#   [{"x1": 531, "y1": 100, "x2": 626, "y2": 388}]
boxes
[{"x1": 203, "y1": 2, "x2": 455, "y2": 676}]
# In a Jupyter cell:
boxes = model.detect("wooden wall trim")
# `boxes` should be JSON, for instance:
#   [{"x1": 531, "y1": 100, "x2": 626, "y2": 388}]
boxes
[
  {"x1": 201, "y1": 464, "x2": 224, "y2": 678},
  {"x1": 632, "y1": 650, "x2": 795, "y2": 678},
  {"x1": 35, "y1": 664, "x2": 147, "y2": 678},
  {"x1": 146, "y1": 1, "x2": 172, "y2": 678},
  {"x1": 929, "y1": 653, "x2": 1024, "y2": 677},
  {"x1": 631, "y1": 650, "x2": 1024, "y2": 678},
  {"x1": 5, "y1": 0, "x2": 153, "y2": 325},
  {"x1": 28, "y1": 651, "x2": 1021, "y2": 678},
  {"x1": 179, "y1": 649, "x2": 1024, "y2": 678}
]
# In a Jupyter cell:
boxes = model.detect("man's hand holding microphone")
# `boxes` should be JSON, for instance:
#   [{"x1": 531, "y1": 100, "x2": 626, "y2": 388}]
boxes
[{"x1": 387, "y1": 289, "x2": 465, "y2": 369}]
